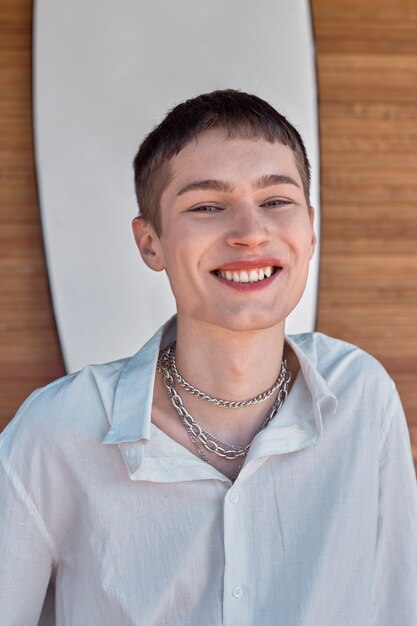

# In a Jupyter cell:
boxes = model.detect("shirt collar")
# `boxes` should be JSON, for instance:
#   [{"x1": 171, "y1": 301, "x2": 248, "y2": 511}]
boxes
[
  {"x1": 238, "y1": 333, "x2": 338, "y2": 481},
  {"x1": 102, "y1": 315, "x2": 177, "y2": 444},
  {"x1": 285, "y1": 333, "x2": 338, "y2": 416},
  {"x1": 103, "y1": 316, "x2": 337, "y2": 448}
]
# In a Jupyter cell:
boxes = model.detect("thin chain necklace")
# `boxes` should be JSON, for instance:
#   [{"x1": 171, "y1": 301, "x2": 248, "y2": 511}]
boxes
[
  {"x1": 157, "y1": 343, "x2": 291, "y2": 481},
  {"x1": 165, "y1": 341, "x2": 288, "y2": 408},
  {"x1": 178, "y1": 393, "x2": 283, "y2": 482}
]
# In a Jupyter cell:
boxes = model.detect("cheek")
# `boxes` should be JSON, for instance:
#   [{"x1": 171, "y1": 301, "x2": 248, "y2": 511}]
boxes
[
  {"x1": 160, "y1": 239, "x2": 198, "y2": 284},
  {"x1": 286, "y1": 227, "x2": 313, "y2": 257},
  {"x1": 293, "y1": 219, "x2": 315, "y2": 253}
]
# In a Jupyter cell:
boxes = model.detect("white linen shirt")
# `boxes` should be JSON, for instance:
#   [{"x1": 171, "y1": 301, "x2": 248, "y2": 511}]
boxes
[{"x1": 1, "y1": 317, "x2": 416, "y2": 626}]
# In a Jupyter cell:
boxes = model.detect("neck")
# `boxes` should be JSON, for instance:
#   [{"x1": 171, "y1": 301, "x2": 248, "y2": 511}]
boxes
[
  {"x1": 175, "y1": 316, "x2": 286, "y2": 404},
  {"x1": 152, "y1": 314, "x2": 299, "y2": 479}
]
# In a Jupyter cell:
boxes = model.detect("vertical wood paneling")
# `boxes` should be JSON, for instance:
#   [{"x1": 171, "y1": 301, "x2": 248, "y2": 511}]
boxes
[
  {"x1": 0, "y1": 0, "x2": 416, "y2": 468},
  {"x1": 0, "y1": 0, "x2": 64, "y2": 430},
  {"x1": 311, "y1": 0, "x2": 417, "y2": 463}
]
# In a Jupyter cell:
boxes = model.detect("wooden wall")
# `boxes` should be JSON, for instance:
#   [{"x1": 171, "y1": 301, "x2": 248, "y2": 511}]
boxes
[
  {"x1": 0, "y1": 0, "x2": 65, "y2": 422},
  {"x1": 0, "y1": 0, "x2": 416, "y2": 465},
  {"x1": 312, "y1": 0, "x2": 417, "y2": 461}
]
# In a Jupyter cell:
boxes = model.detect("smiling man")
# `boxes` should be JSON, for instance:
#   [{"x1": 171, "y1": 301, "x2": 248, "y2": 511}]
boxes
[{"x1": 1, "y1": 90, "x2": 416, "y2": 626}]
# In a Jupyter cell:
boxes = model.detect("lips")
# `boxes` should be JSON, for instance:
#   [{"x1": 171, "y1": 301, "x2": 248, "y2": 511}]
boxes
[
  {"x1": 217, "y1": 266, "x2": 275, "y2": 283},
  {"x1": 213, "y1": 257, "x2": 282, "y2": 289}
]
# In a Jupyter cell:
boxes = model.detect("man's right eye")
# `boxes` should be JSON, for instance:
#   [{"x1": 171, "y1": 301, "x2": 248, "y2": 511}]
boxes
[{"x1": 189, "y1": 205, "x2": 221, "y2": 213}]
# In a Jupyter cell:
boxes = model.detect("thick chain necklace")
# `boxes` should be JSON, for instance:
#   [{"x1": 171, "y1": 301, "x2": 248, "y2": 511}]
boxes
[
  {"x1": 165, "y1": 341, "x2": 288, "y2": 408},
  {"x1": 157, "y1": 342, "x2": 291, "y2": 478}
]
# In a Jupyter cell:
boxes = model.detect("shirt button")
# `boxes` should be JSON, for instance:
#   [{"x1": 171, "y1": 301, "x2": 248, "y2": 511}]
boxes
[
  {"x1": 232, "y1": 586, "x2": 243, "y2": 599},
  {"x1": 229, "y1": 492, "x2": 239, "y2": 504},
  {"x1": 124, "y1": 447, "x2": 137, "y2": 459}
]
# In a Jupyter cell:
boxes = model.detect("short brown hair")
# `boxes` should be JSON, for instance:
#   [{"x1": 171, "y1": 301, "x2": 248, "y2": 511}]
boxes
[{"x1": 133, "y1": 89, "x2": 311, "y2": 235}]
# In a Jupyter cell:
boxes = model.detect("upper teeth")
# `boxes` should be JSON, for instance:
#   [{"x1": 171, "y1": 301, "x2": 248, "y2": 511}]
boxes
[{"x1": 218, "y1": 266, "x2": 274, "y2": 283}]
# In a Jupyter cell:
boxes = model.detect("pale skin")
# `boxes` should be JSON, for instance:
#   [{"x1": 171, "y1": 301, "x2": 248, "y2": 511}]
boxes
[{"x1": 133, "y1": 128, "x2": 316, "y2": 480}]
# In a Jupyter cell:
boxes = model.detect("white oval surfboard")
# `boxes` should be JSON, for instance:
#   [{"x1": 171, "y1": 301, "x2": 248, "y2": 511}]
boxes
[{"x1": 34, "y1": 0, "x2": 320, "y2": 372}]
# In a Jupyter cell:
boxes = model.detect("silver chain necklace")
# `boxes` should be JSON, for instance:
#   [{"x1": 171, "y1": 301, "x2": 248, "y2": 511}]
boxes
[
  {"x1": 157, "y1": 343, "x2": 291, "y2": 478},
  {"x1": 179, "y1": 395, "x2": 283, "y2": 482},
  {"x1": 165, "y1": 341, "x2": 288, "y2": 408}
]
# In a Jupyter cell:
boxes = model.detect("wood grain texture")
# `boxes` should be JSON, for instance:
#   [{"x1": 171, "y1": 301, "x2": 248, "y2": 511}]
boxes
[
  {"x1": 0, "y1": 0, "x2": 416, "y2": 470},
  {"x1": 311, "y1": 0, "x2": 417, "y2": 464},
  {"x1": 0, "y1": 0, "x2": 65, "y2": 430}
]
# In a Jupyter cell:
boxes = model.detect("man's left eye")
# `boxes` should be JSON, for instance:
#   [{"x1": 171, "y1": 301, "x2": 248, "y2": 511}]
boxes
[{"x1": 262, "y1": 199, "x2": 290, "y2": 207}]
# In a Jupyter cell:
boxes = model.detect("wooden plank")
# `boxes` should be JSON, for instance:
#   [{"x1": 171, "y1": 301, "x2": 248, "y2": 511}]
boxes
[{"x1": 313, "y1": 0, "x2": 417, "y2": 54}]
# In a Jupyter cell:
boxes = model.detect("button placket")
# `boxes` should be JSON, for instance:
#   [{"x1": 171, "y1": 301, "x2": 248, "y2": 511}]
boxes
[
  {"x1": 124, "y1": 446, "x2": 137, "y2": 459},
  {"x1": 120, "y1": 444, "x2": 141, "y2": 476},
  {"x1": 223, "y1": 487, "x2": 249, "y2": 624},
  {"x1": 229, "y1": 491, "x2": 239, "y2": 504}
]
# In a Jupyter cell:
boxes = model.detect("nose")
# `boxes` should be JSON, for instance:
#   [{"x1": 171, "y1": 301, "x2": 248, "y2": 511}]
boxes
[{"x1": 225, "y1": 205, "x2": 270, "y2": 249}]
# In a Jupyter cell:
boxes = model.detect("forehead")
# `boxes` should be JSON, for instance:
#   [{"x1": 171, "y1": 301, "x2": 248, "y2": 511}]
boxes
[{"x1": 166, "y1": 128, "x2": 302, "y2": 190}]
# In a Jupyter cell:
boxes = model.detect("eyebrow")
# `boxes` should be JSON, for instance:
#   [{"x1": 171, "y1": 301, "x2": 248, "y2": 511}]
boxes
[
  {"x1": 252, "y1": 174, "x2": 301, "y2": 190},
  {"x1": 176, "y1": 179, "x2": 234, "y2": 196},
  {"x1": 176, "y1": 173, "x2": 300, "y2": 197}
]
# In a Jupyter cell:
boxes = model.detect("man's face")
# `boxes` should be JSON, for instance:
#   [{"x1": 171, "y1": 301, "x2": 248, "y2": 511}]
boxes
[{"x1": 136, "y1": 128, "x2": 316, "y2": 334}]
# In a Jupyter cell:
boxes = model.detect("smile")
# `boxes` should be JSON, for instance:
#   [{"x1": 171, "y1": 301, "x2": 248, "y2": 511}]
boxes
[
  {"x1": 212, "y1": 264, "x2": 281, "y2": 291},
  {"x1": 216, "y1": 266, "x2": 276, "y2": 283}
]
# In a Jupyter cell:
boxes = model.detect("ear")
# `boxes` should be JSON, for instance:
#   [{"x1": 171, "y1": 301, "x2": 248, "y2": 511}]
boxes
[
  {"x1": 308, "y1": 206, "x2": 317, "y2": 259},
  {"x1": 132, "y1": 217, "x2": 165, "y2": 271}
]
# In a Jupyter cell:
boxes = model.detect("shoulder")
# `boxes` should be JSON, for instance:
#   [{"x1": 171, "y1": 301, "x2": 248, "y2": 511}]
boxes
[
  {"x1": 0, "y1": 356, "x2": 130, "y2": 456},
  {"x1": 289, "y1": 331, "x2": 392, "y2": 386},
  {"x1": 288, "y1": 332, "x2": 398, "y2": 428}
]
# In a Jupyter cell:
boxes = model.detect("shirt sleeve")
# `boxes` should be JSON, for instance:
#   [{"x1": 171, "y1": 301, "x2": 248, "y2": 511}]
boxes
[
  {"x1": 0, "y1": 455, "x2": 56, "y2": 626},
  {"x1": 372, "y1": 389, "x2": 417, "y2": 625}
]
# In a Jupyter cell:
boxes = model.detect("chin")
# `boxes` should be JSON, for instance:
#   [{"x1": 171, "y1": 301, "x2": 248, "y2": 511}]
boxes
[{"x1": 204, "y1": 309, "x2": 288, "y2": 334}]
